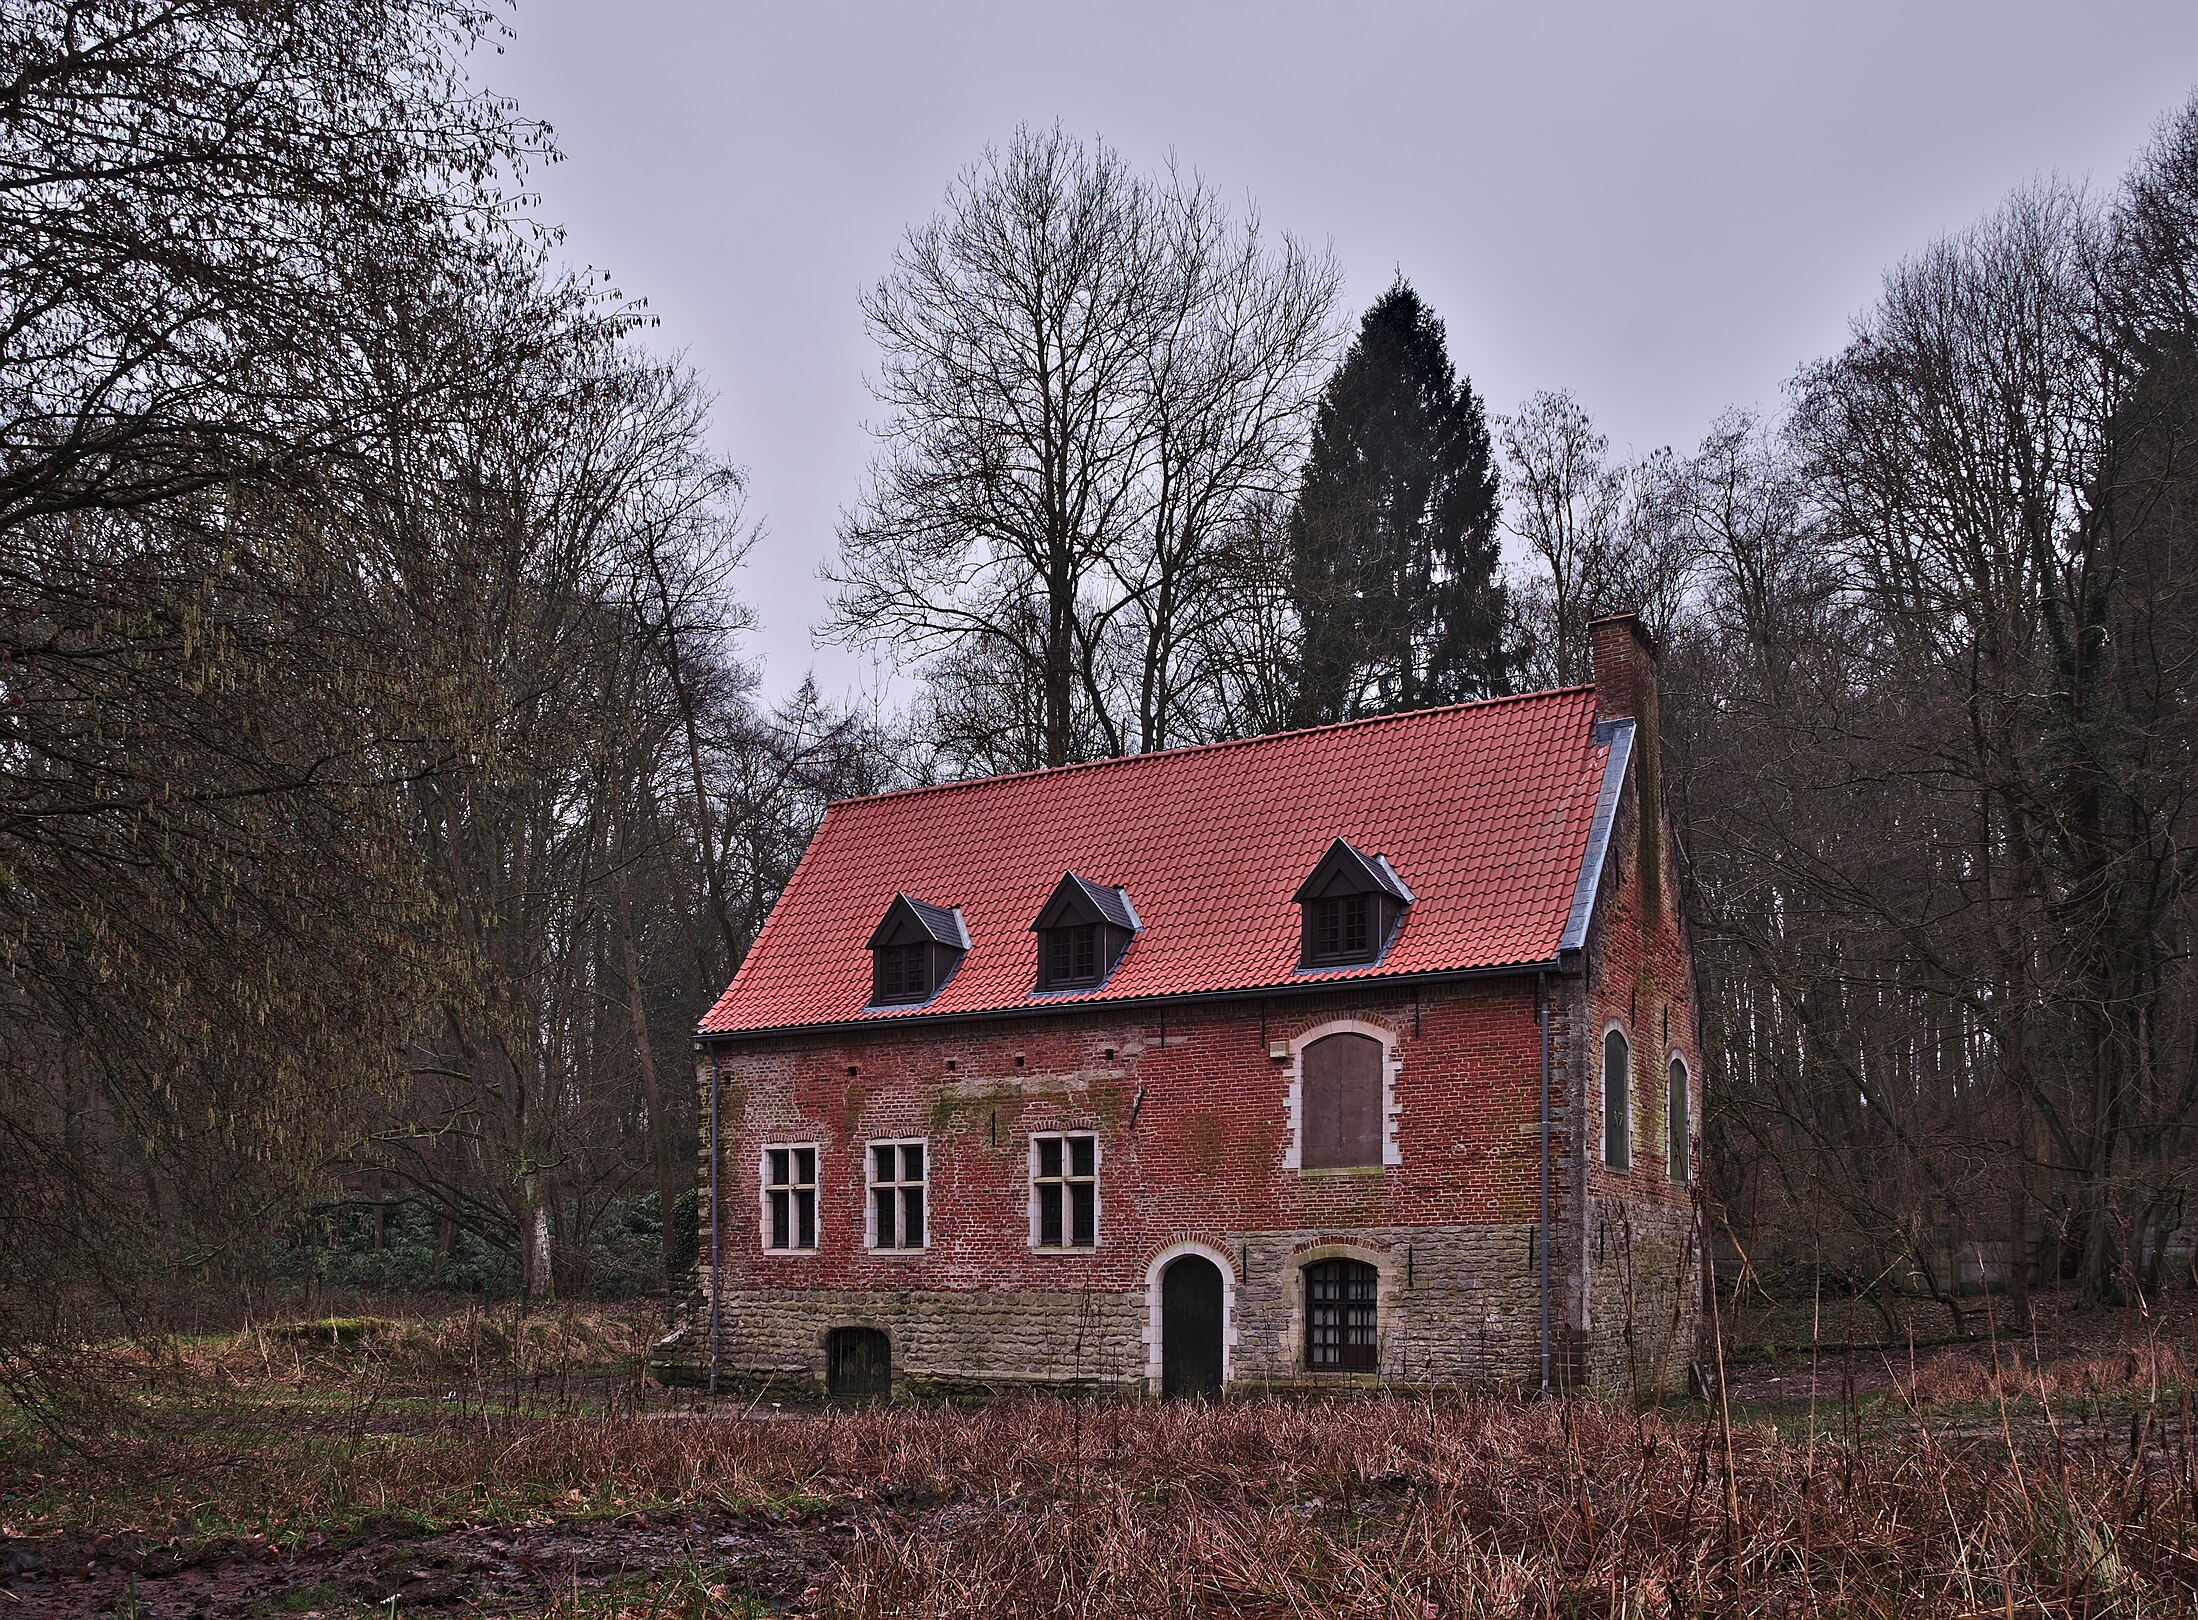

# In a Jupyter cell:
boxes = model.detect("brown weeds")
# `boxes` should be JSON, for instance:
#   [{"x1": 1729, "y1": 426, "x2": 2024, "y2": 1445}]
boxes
[{"x1": 6, "y1": 1311, "x2": 2197, "y2": 1617}]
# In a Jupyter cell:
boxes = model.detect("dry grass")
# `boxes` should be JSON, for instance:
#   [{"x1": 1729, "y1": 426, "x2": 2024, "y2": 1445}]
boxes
[{"x1": 6, "y1": 1305, "x2": 2198, "y2": 1615}]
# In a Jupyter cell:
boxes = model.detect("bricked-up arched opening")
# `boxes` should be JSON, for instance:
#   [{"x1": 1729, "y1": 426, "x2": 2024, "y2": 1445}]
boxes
[
  {"x1": 825, "y1": 1326, "x2": 890, "y2": 1398},
  {"x1": 1304, "y1": 1257, "x2": 1379, "y2": 1371},
  {"x1": 1161, "y1": 1253, "x2": 1225, "y2": 1399},
  {"x1": 1302, "y1": 1033, "x2": 1382, "y2": 1169}
]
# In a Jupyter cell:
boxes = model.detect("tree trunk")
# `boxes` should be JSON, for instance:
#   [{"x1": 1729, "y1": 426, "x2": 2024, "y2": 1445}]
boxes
[{"x1": 618, "y1": 866, "x2": 681, "y2": 1293}]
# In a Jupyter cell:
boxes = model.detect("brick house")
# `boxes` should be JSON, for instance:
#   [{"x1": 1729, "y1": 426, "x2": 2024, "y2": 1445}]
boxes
[{"x1": 657, "y1": 612, "x2": 1702, "y2": 1398}]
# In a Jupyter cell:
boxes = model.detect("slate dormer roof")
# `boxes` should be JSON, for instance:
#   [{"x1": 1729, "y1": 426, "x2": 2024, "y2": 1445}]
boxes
[
  {"x1": 867, "y1": 893, "x2": 970, "y2": 951},
  {"x1": 1031, "y1": 872, "x2": 1140, "y2": 934},
  {"x1": 700, "y1": 687, "x2": 1627, "y2": 1037},
  {"x1": 1291, "y1": 837, "x2": 1414, "y2": 905}
]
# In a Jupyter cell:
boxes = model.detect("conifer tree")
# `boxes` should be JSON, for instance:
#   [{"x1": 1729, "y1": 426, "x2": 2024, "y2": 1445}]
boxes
[{"x1": 1287, "y1": 279, "x2": 1506, "y2": 722}]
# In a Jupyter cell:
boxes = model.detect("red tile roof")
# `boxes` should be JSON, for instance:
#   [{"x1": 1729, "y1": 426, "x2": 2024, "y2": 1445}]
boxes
[{"x1": 700, "y1": 688, "x2": 1611, "y2": 1037}]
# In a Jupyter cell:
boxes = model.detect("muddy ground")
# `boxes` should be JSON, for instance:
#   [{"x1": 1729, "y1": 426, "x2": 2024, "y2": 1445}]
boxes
[{"x1": 4, "y1": 1501, "x2": 848, "y2": 1616}]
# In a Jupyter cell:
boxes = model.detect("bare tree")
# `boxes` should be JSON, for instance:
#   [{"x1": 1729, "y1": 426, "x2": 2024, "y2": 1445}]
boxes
[{"x1": 824, "y1": 125, "x2": 1337, "y2": 769}]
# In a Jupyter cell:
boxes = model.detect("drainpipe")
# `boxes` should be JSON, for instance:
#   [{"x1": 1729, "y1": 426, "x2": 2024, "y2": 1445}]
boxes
[
  {"x1": 1537, "y1": 971, "x2": 1551, "y2": 1398},
  {"x1": 708, "y1": 1053, "x2": 721, "y2": 1398}
]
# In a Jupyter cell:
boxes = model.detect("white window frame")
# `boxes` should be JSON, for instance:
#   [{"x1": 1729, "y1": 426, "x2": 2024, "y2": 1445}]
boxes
[
  {"x1": 1279, "y1": 1019, "x2": 1403, "y2": 1172},
  {"x1": 1666, "y1": 1052, "x2": 1692, "y2": 1184},
  {"x1": 865, "y1": 1137, "x2": 929, "y2": 1252},
  {"x1": 1601, "y1": 1023, "x2": 1632, "y2": 1171},
  {"x1": 759, "y1": 1141, "x2": 820, "y2": 1253},
  {"x1": 1027, "y1": 1130, "x2": 1101, "y2": 1250}
]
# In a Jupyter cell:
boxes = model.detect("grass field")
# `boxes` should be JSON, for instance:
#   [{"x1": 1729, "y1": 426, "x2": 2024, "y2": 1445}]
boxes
[{"x1": 3, "y1": 1299, "x2": 2196, "y2": 1616}]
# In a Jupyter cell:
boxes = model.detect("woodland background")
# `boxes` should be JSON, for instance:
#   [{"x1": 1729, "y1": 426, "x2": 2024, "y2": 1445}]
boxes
[{"x1": 3, "y1": 0, "x2": 2194, "y2": 1415}]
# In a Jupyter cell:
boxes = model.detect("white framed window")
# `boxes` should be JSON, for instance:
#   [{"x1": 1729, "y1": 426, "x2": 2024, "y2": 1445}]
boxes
[
  {"x1": 760, "y1": 1143, "x2": 818, "y2": 1251},
  {"x1": 1030, "y1": 1131, "x2": 1098, "y2": 1249},
  {"x1": 1602, "y1": 1027, "x2": 1631, "y2": 1170},
  {"x1": 867, "y1": 1139, "x2": 927, "y2": 1250}
]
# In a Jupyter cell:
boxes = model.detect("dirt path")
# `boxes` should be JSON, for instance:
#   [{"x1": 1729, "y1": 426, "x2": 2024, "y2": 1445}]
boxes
[{"x1": 3, "y1": 1506, "x2": 852, "y2": 1616}]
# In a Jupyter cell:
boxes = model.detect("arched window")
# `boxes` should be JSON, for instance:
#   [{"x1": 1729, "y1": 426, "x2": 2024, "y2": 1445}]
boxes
[
  {"x1": 1602, "y1": 1027, "x2": 1631, "y2": 1170},
  {"x1": 1304, "y1": 1257, "x2": 1378, "y2": 1370},
  {"x1": 1301, "y1": 1033, "x2": 1382, "y2": 1169},
  {"x1": 1668, "y1": 1055, "x2": 1691, "y2": 1183}
]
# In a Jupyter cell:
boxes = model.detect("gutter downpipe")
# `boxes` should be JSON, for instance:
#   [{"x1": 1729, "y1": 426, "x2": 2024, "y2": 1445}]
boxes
[
  {"x1": 708, "y1": 1053, "x2": 721, "y2": 1398},
  {"x1": 1537, "y1": 969, "x2": 1551, "y2": 1398}
]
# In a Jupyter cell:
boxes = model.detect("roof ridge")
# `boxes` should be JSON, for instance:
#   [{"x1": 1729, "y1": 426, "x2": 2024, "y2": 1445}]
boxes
[{"x1": 826, "y1": 684, "x2": 1597, "y2": 811}]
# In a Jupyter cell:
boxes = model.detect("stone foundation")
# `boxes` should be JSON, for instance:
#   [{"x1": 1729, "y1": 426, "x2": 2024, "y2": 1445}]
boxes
[{"x1": 657, "y1": 1221, "x2": 1568, "y2": 1395}]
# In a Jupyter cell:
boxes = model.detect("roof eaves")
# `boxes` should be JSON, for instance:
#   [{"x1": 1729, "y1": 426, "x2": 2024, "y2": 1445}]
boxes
[
  {"x1": 696, "y1": 957, "x2": 1567, "y2": 1042},
  {"x1": 1559, "y1": 718, "x2": 1634, "y2": 958}
]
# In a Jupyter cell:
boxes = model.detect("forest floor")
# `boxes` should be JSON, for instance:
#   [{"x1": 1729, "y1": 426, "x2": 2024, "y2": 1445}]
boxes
[{"x1": 3, "y1": 1295, "x2": 2196, "y2": 1617}]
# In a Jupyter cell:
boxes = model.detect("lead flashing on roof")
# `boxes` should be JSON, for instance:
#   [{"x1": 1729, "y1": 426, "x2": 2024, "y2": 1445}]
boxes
[{"x1": 1559, "y1": 718, "x2": 1635, "y2": 957}]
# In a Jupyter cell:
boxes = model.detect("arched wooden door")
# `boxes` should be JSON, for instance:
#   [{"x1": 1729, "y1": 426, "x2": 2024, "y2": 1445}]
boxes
[
  {"x1": 826, "y1": 1326, "x2": 891, "y2": 1398},
  {"x1": 1161, "y1": 1254, "x2": 1225, "y2": 1399}
]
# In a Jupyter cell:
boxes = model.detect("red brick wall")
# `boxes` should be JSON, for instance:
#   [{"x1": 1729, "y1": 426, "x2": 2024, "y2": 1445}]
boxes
[{"x1": 705, "y1": 977, "x2": 1563, "y2": 1300}]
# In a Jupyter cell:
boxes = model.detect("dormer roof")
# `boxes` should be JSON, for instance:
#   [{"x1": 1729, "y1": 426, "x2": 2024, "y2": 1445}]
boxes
[
  {"x1": 1030, "y1": 872, "x2": 1140, "y2": 934},
  {"x1": 1291, "y1": 838, "x2": 1414, "y2": 906},
  {"x1": 866, "y1": 893, "x2": 970, "y2": 951}
]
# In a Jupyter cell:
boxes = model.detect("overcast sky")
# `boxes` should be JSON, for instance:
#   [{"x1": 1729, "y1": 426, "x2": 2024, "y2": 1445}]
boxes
[{"x1": 493, "y1": 1, "x2": 2194, "y2": 701}]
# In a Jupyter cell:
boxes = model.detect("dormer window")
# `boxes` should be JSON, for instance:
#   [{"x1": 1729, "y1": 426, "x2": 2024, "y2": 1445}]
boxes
[
  {"x1": 867, "y1": 894, "x2": 968, "y2": 1007},
  {"x1": 1031, "y1": 872, "x2": 1138, "y2": 992},
  {"x1": 1294, "y1": 838, "x2": 1411, "y2": 968}
]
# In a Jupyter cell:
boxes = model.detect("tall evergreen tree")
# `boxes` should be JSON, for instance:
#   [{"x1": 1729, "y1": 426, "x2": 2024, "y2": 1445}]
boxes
[{"x1": 1287, "y1": 280, "x2": 1506, "y2": 723}]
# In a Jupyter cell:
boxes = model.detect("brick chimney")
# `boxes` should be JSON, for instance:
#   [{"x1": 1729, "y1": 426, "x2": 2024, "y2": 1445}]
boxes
[
  {"x1": 1588, "y1": 611, "x2": 1662, "y2": 917},
  {"x1": 1588, "y1": 611, "x2": 1656, "y2": 726}
]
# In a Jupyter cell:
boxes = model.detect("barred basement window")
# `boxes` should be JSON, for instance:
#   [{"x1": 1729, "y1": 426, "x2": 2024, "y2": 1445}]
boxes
[
  {"x1": 869, "y1": 1140, "x2": 926, "y2": 1250},
  {"x1": 1032, "y1": 1131, "x2": 1097, "y2": 1248},
  {"x1": 1304, "y1": 1257, "x2": 1378, "y2": 1371},
  {"x1": 762, "y1": 1144, "x2": 817, "y2": 1251}
]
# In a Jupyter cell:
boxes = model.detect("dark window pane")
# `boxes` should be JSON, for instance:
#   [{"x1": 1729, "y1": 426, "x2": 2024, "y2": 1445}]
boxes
[
  {"x1": 1668, "y1": 1058, "x2": 1689, "y2": 1183},
  {"x1": 1304, "y1": 1259, "x2": 1379, "y2": 1370},
  {"x1": 1603, "y1": 1030, "x2": 1630, "y2": 1169},
  {"x1": 874, "y1": 1186, "x2": 895, "y2": 1246},
  {"x1": 1342, "y1": 895, "x2": 1368, "y2": 954},
  {"x1": 1070, "y1": 1181, "x2": 1095, "y2": 1247},
  {"x1": 770, "y1": 1188, "x2": 790, "y2": 1249},
  {"x1": 796, "y1": 1188, "x2": 815, "y2": 1249},
  {"x1": 903, "y1": 1143, "x2": 923, "y2": 1181},
  {"x1": 1302, "y1": 1034, "x2": 1382, "y2": 1169},
  {"x1": 1069, "y1": 1134, "x2": 1095, "y2": 1178},
  {"x1": 796, "y1": 1146, "x2": 816, "y2": 1183},
  {"x1": 1039, "y1": 1182, "x2": 1063, "y2": 1247},
  {"x1": 1043, "y1": 925, "x2": 1101, "y2": 986},
  {"x1": 769, "y1": 1148, "x2": 789, "y2": 1186},
  {"x1": 874, "y1": 1144, "x2": 895, "y2": 1182},
  {"x1": 1038, "y1": 1136, "x2": 1062, "y2": 1179},
  {"x1": 903, "y1": 1186, "x2": 924, "y2": 1248}
]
